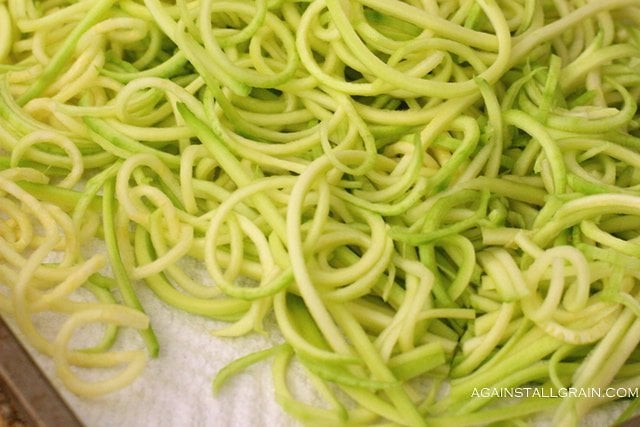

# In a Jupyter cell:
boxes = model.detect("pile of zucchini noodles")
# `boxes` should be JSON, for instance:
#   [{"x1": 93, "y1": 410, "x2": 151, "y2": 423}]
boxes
[{"x1": 1, "y1": 0, "x2": 640, "y2": 424}]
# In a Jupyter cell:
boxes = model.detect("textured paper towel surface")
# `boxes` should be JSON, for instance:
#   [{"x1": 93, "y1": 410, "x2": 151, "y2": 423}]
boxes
[
  {"x1": 17, "y1": 285, "x2": 634, "y2": 427},
  {"x1": 3, "y1": 274, "x2": 635, "y2": 427},
  {"x1": 15, "y1": 283, "x2": 299, "y2": 427}
]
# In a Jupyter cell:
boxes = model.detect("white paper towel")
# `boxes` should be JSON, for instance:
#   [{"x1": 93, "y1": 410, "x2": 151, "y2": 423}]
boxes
[
  {"x1": 3, "y1": 272, "x2": 636, "y2": 427},
  {"x1": 14, "y1": 283, "x2": 299, "y2": 427}
]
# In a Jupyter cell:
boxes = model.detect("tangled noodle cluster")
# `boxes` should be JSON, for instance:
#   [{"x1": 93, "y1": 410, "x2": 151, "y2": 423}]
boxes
[{"x1": 1, "y1": 0, "x2": 640, "y2": 425}]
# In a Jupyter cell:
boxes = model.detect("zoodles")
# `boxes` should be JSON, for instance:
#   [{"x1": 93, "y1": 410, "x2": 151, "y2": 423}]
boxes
[{"x1": 1, "y1": 0, "x2": 640, "y2": 425}]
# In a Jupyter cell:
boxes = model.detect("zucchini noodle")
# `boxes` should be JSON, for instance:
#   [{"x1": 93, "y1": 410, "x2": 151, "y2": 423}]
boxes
[{"x1": 1, "y1": 0, "x2": 640, "y2": 425}]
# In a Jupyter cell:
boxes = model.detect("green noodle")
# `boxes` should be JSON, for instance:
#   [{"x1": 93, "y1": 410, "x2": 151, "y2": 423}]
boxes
[{"x1": 0, "y1": 0, "x2": 640, "y2": 425}]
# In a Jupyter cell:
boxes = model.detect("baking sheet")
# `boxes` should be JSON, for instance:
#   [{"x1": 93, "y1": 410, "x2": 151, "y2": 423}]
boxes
[{"x1": 0, "y1": 315, "x2": 82, "y2": 427}]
